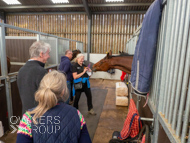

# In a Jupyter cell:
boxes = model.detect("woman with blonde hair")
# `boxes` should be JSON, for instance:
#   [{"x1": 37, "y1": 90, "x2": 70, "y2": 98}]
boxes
[
  {"x1": 16, "y1": 70, "x2": 91, "y2": 143},
  {"x1": 72, "y1": 53, "x2": 96, "y2": 115}
]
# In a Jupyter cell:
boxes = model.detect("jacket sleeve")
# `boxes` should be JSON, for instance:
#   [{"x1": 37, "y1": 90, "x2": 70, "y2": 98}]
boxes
[
  {"x1": 16, "y1": 112, "x2": 33, "y2": 143},
  {"x1": 79, "y1": 124, "x2": 91, "y2": 143},
  {"x1": 59, "y1": 62, "x2": 70, "y2": 74},
  {"x1": 77, "y1": 110, "x2": 91, "y2": 143}
]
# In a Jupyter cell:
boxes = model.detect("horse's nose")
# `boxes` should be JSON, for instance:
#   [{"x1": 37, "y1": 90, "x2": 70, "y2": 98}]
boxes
[{"x1": 92, "y1": 66, "x2": 96, "y2": 72}]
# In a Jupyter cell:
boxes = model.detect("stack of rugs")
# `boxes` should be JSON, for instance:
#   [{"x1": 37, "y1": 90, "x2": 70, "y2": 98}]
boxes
[{"x1": 115, "y1": 82, "x2": 128, "y2": 106}]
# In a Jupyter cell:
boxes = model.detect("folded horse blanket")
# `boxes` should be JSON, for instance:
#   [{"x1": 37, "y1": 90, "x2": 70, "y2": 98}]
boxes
[{"x1": 130, "y1": 0, "x2": 163, "y2": 94}]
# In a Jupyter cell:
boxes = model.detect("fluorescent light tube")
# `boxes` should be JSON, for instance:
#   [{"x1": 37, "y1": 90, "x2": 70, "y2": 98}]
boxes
[
  {"x1": 51, "y1": 0, "x2": 69, "y2": 3},
  {"x1": 106, "y1": 0, "x2": 124, "y2": 2},
  {"x1": 3, "y1": 0, "x2": 21, "y2": 5}
]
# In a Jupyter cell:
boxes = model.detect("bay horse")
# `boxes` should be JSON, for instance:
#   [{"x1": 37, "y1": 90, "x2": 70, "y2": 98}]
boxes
[
  {"x1": 92, "y1": 50, "x2": 133, "y2": 74},
  {"x1": 0, "y1": 56, "x2": 11, "y2": 76}
]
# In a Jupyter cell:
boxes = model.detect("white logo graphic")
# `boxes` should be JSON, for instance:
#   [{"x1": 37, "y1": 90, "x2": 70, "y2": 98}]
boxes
[{"x1": 10, "y1": 125, "x2": 19, "y2": 133}]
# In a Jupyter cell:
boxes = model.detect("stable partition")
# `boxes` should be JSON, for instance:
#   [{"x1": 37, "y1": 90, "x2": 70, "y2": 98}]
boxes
[
  {"x1": 5, "y1": 36, "x2": 37, "y2": 73},
  {"x1": 40, "y1": 35, "x2": 58, "y2": 67},
  {"x1": 0, "y1": 22, "x2": 83, "y2": 133},
  {"x1": 58, "y1": 39, "x2": 69, "y2": 64},
  {"x1": 126, "y1": 24, "x2": 141, "y2": 55},
  {"x1": 127, "y1": 0, "x2": 190, "y2": 142}
]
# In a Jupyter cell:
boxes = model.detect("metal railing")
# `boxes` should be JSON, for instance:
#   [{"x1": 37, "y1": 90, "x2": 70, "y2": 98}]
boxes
[
  {"x1": 0, "y1": 21, "x2": 83, "y2": 128},
  {"x1": 126, "y1": 0, "x2": 190, "y2": 142}
]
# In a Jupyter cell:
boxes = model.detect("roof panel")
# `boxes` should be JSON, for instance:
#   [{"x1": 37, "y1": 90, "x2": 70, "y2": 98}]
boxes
[{"x1": 0, "y1": 0, "x2": 154, "y2": 13}]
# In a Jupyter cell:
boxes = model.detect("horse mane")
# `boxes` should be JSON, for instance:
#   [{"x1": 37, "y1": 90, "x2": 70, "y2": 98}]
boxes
[
  {"x1": 111, "y1": 54, "x2": 134, "y2": 57},
  {"x1": 110, "y1": 51, "x2": 134, "y2": 57}
]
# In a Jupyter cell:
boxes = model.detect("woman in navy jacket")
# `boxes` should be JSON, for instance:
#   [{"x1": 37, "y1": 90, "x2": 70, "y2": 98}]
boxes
[{"x1": 16, "y1": 70, "x2": 91, "y2": 143}]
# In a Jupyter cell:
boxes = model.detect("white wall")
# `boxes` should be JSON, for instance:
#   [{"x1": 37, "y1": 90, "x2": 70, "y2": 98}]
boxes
[{"x1": 84, "y1": 53, "x2": 122, "y2": 80}]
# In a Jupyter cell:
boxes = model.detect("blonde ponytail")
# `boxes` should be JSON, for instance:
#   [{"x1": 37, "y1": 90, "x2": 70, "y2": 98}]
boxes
[{"x1": 29, "y1": 70, "x2": 68, "y2": 124}]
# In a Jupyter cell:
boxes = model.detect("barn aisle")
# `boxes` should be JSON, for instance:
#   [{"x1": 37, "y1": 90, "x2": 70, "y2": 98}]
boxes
[{"x1": 89, "y1": 79, "x2": 128, "y2": 143}]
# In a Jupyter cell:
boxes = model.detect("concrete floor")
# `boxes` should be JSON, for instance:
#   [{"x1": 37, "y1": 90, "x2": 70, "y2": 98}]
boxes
[
  {"x1": 90, "y1": 79, "x2": 128, "y2": 143},
  {"x1": 0, "y1": 79, "x2": 128, "y2": 143}
]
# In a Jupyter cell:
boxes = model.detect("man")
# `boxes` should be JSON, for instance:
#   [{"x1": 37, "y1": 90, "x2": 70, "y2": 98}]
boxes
[
  {"x1": 17, "y1": 41, "x2": 51, "y2": 114},
  {"x1": 59, "y1": 50, "x2": 73, "y2": 104}
]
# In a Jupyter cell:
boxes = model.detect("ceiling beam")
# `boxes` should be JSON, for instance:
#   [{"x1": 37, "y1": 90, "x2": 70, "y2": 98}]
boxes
[
  {"x1": 6, "y1": 11, "x2": 146, "y2": 15},
  {"x1": 93, "y1": 11, "x2": 146, "y2": 14},
  {"x1": 89, "y1": 3, "x2": 151, "y2": 7},
  {"x1": 0, "y1": 4, "x2": 83, "y2": 9},
  {"x1": 6, "y1": 12, "x2": 86, "y2": 15},
  {"x1": 82, "y1": 0, "x2": 91, "y2": 19},
  {"x1": 0, "y1": 3, "x2": 151, "y2": 9}
]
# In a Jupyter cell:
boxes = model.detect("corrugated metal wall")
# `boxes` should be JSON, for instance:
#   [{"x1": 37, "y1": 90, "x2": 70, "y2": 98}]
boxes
[{"x1": 5, "y1": 14, "x2": 144, "y2": 53}]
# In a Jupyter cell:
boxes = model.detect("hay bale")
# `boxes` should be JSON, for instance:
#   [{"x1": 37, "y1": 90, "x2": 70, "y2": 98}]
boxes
[
  {"x1": 116, "y1": 82, "x2": 128, "y2": 97},
  {"x1": 116, "y1": 96, "x2": 128, "y2": 106}
]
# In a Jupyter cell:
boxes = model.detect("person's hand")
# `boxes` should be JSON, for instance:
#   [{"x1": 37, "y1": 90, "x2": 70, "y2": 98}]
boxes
[
  {"x1": 83, "y1": 67, "x2": 88, "y2": 73},
  {"x1": 88, "y1": 68, "x2": 92, "y2": 72}
]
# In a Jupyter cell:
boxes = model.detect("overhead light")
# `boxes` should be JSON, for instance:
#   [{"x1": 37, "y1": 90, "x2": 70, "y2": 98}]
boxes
[
  {"x1": 106, "y1": 0, "x2": 124, "y2": 2},
  {"x1": 2, "y1": 0, "x2": 21, "y2": 5},
  {"x1": 51, "y1": 0, "x2": 69, "y2": 4}
]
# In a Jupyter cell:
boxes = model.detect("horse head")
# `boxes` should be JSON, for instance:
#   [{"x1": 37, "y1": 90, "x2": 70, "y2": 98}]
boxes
[{"x1": 92, "y1": 50, "x2": 112, "y2": 72}]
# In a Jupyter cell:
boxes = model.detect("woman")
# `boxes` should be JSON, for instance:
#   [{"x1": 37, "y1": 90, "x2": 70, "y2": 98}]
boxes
[
  {"x1": 16, "y1": 70, "x2": 91, "y2": 143},
  {"x1": 72, "y1": 54, "x2": 96, "y2": 115}
]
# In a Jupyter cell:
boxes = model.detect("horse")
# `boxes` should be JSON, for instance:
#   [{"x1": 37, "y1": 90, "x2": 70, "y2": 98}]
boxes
[
  {"x1": 119, "y1": 51, "x2": 133, "y2": 56},
  {"x1": 0, "y1": 56, "x2": 11, "y2": 76},
  {"x1": 92, "y1": 50, "x2": 133, "y2": 74}
]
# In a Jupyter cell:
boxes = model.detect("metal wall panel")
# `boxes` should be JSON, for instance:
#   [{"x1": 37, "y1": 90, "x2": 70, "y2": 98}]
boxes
[
  {"x1": 5, "y1": 38, "x2": 36, "y2": 73},
  {"x1": 124, "y1": 0, "x2": 190, "y2": 142}
]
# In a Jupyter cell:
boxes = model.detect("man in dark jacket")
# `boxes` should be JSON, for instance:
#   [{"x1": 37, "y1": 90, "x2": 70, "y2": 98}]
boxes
[
  {"x1": 17, "y1": 41, "x2": 51, "y2": 114},
  {"x1": 59, "y1": 50, "x2": 73, "y2": 104}
]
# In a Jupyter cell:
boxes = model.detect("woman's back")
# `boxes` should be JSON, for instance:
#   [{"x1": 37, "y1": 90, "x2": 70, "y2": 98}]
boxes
[
  {"x1": 16, "y1": 70, "x2": 91, "y2": 143},
  {"x1": 31, "y1": 102, "x2": 81, "y2": 143}
]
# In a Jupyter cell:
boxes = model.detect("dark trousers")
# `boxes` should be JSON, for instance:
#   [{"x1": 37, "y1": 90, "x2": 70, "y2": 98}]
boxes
[{"x1": 73, "y1": 82, "x2": 93, "y2": 111}]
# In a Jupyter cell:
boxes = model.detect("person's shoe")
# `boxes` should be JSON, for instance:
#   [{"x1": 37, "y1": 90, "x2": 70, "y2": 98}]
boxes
[{"x1": 88, "y1": 109, "x2": 96, "y2": 115}]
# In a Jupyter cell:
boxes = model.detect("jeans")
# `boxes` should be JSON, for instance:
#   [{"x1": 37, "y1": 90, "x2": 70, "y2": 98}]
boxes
[{"x1": 66, "y1": 81, "x2": 72, "y2": 104}]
